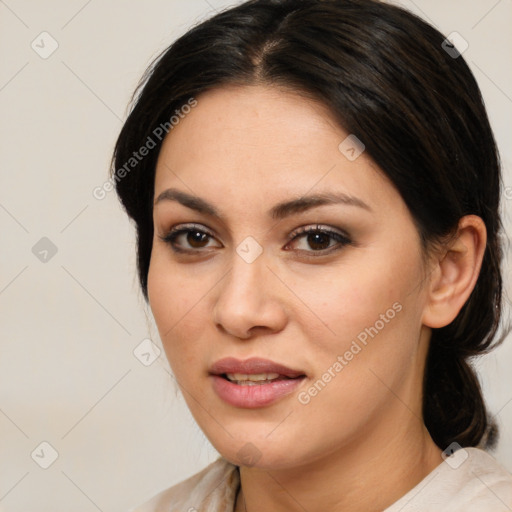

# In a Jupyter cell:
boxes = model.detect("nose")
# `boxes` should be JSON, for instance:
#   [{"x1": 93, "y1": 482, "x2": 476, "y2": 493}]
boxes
[{"x1": 212, "y1": 251, "x2": 288, "y2": 339}]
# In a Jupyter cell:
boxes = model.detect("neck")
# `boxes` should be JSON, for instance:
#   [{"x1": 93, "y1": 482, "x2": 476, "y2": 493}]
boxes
[{"x1": 235, "y1": 417, "x2": 442, "y2": 512}]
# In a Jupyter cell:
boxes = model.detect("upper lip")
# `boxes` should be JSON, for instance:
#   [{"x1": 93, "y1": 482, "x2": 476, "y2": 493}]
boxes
[{"x1": 209, "y1": 357, "x2": 306, "y2": 378}]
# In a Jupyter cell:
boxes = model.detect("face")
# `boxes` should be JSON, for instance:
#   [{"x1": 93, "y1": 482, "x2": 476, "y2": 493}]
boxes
[{"x1": 148, "y1": 85, "x2": 433, "y2": 470}]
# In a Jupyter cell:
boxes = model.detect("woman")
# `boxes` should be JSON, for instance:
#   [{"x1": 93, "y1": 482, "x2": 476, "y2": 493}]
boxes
[{"x1": 112, "y1": 0, "x2": 512, "y2": 510}]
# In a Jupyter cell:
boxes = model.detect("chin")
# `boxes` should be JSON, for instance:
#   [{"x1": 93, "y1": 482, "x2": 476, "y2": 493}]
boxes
[{"x1": 211, "y1": 435, "x2": 305, "y2": 470}]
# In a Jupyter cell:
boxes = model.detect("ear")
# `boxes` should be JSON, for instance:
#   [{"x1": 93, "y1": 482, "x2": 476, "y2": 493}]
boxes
[{"x1": 422, "y1": 215, "x2": 487, "y2": 329}]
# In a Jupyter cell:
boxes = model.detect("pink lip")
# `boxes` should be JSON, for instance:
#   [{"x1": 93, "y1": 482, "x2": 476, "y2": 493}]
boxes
[
  {"x1": 209, "y1": 357, "x2": 306, "y2": 408},
  {"x1": 209, "y1": 357, "x2": 305, "y2": 378}
]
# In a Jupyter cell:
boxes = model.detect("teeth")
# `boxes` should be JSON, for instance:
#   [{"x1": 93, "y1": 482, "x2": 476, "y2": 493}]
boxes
[{"x1": 226, "y1": 372, "x2": 281, "y2": 385}]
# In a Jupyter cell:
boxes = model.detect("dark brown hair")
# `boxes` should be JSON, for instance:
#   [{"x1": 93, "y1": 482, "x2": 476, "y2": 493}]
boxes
[{"x1": 111, "y1": 0, "x2": 506, "y2": 450}]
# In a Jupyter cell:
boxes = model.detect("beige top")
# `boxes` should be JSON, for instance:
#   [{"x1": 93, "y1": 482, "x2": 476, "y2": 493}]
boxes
[{"x1": 131, "y1": 447, "x2": 512, "y2": 511}]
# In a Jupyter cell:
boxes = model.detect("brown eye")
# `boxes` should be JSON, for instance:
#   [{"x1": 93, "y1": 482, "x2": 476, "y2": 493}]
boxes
[
  {"x1": 185, "y1": 230, "x2": 210, "y2": 248},
  {"x1": 159, "y1": 224, "x2": 221, "y2": 253},
  {"x1": 286, "y1": 225, "x2": 352, "y2": 255},
  {"x1": 305, "y1": 232, "x2": 332, "y2": 251}
]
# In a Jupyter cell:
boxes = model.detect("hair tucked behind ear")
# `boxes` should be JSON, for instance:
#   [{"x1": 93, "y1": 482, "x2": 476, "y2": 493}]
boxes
[
  {"x1": 111, "y1": 0, "x2": 508, "y2": 449},
  {"x1": 423, "y1": 227, "x2": 504, "y2": 449},
  {"x1": 424, "y1": 346, "x2": 499, "y2": 449}
]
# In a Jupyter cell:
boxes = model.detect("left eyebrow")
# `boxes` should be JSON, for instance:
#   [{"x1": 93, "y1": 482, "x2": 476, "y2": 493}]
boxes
[
  {"x1": 153, "y1": 188, "x2": 372, "y2": 220},
  {"x1": 269, "y1": 192, "x2": 372, "y2": 220}
]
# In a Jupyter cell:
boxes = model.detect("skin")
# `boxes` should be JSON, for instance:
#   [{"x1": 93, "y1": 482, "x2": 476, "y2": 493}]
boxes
[{"x1": 147, "y1": 85, "x2": 486, "y2": 512}]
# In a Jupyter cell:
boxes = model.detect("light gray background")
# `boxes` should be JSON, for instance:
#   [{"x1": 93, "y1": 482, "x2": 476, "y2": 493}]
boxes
[{"x1": 1, "y1": 1, "x2": 511, "y2": 511}]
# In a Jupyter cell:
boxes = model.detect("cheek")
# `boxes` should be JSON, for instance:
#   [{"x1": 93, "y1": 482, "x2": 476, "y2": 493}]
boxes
[
  {"x1": 291, "y1": 245, "x2": 426, "y2": 399},
  {"x1": 147, "y1": 250, "x2": 208, "y2": 373},
  {"x1": 293, "y1": 245, "x2": 423, "y2": 352},
  {"x1": 292, "y1": 297, "x2": 422, "y2": 449}
]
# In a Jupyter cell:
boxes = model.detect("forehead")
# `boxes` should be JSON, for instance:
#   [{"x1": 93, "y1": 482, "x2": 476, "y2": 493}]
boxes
[
  {"x1": 158, "y1": 85, "x2": 339, "y2": 162},
  {"x1": 153, "y1": 84, "x2": 397, "y2": 213}
]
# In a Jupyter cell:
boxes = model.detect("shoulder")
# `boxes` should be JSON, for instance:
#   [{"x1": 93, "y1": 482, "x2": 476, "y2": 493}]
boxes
[
  {"x1": 387, "y1": 447, "x2": 512, "y2": 511},
  {"x1": 453, "y1": 448, "x2": 512, "y2": 508},
  {"x1": 129, "y1": 456, "x2": 239, "y2": 512}
]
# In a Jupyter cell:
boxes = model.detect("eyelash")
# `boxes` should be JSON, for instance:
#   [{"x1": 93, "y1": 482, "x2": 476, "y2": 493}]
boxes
[{"x1": 158, "y1": 223, "x2": 352, "y2": 257}]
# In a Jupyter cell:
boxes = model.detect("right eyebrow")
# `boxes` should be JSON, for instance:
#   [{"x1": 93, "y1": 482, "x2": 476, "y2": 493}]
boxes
[{"x1": 154, "y1": 188, "x2": 225, "y2": 220}]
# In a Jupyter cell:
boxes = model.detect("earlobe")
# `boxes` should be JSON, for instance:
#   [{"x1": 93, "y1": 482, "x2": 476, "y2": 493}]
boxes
[{"x1": 422, "y1": 215, "x2": 487, "y2": 329}]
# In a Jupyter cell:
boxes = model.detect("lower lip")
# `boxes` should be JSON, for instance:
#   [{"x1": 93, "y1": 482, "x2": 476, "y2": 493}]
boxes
[{"x1": 210, "y1": 375, "x2": 306, "y2": 408}]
